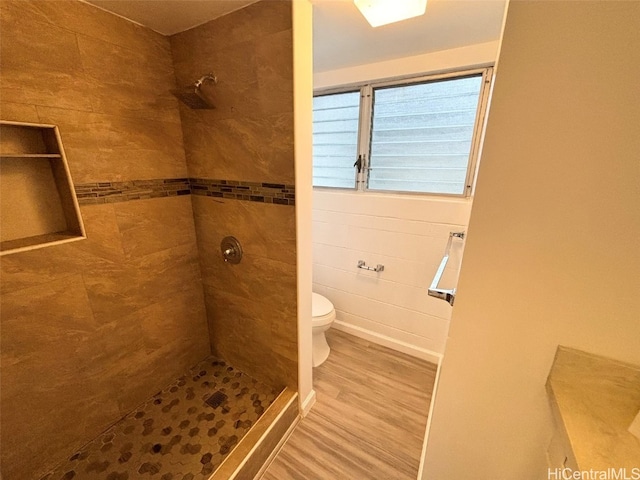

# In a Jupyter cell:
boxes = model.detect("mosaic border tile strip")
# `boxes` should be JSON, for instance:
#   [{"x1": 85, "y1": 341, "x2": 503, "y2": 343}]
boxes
[
  {"x1": 74, "y1": 178, "x2": 296, "y2": 206},
  {"x1": 75, "y1": 178, "x2": 190, "y2": 205},
  {"x1": 40, "y1": 356, "x2": 280, "y2": 480},
  {"x1": 190, "y1": 178, "x2": 296, "y2": 206}
]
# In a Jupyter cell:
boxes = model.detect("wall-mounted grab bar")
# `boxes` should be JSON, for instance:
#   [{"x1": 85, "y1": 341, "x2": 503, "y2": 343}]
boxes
[
  {"x1": 428, "y1": 231, "x2": 465, "y2": 306},
  {"x1": 357, "y1": 260, "x2": 384, "y2": 272}
]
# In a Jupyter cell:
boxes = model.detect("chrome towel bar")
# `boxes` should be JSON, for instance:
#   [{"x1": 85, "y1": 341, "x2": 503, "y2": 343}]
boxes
[{"x1": 428, "y1": 231, "x2": 465, "y2": 306}]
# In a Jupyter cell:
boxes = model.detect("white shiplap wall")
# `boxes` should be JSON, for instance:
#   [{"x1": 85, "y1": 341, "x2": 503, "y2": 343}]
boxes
[
  {"x1": 312, "y1": 42, "x2": 499, "y2": 361},
  {"x1": 313, "y1": 189, "x2": 472, "y2": 361}
]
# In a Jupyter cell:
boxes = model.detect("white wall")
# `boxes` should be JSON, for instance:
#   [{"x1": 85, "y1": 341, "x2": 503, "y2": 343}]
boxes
[
  {"x1": 312, "y1": 42, "x2": 499, "y2": 359},
  {"x1": 293, "y1": 0, "x2": 315, "y2": 415},
  {"x1": 314, "y1": 41, "x2": 499, "y2": 90},
  {"x1": 313, "y1": 191, "x2": 469, "y2": 360},
  {"x1": 423, "y1": 1, "x2": 640, "y2": 478}
]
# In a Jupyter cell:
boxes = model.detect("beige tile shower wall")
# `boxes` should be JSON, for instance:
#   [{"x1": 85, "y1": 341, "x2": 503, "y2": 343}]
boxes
[
  {"x1": 170, "y1": 1, "x2": 298, "y2": 389},
  {"x1": 0, "y1": 2, "x2": 210, "y2": 479},
  {"x1": 192, "y1": 196, "x2": 298, "y2": 389},
  {"x1": 0, "y1": 0, "x2": 187, "y2": 183},
  {"x1": 170, "y1": 1, "x2": 294, "y2": 185}
]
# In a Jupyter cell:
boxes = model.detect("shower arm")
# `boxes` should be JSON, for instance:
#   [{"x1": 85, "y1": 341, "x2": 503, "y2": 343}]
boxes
[{"x1": 194, "y1": 74, "x2": 217, "y2": 89}]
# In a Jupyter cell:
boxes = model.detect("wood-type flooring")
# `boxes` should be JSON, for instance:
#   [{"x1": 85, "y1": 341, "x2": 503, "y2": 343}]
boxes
[{"x1": 262, "y1": 329, "x2": 438, "y2": 480}]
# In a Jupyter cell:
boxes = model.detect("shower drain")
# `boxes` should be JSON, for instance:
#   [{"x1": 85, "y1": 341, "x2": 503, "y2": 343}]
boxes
[{"x1": 205, "y1": 390, "x2": 228, "y2": 409}]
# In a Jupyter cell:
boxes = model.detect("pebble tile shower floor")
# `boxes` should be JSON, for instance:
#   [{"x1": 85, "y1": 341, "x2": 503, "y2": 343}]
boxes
[{"x1": 40, "y1": 357, "x2": 280, "y2": 480}]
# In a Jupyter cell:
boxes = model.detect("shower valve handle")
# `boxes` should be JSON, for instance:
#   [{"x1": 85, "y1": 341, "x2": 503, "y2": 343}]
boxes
[{"x1": 220, "y1": 236, "x2": 243, "y2": 264}]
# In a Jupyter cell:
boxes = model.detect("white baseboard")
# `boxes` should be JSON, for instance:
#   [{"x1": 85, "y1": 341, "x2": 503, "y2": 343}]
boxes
[
  {"x1": 300, "y1": 389, "x2": 316, "y2": 417},
  {"x1": 332, "y1": 320, "x2": 443, "y2": 365}
]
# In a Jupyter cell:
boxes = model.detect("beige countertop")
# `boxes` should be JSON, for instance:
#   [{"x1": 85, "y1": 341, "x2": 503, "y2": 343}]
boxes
[{"x1": 547, "y1": 346, "x2": 640, "y2": 469}]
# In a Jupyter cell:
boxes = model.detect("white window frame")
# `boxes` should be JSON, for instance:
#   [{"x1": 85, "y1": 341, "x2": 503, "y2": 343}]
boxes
[{"x1": 313, "y1": 67, "x2": 493, "y2": 198}]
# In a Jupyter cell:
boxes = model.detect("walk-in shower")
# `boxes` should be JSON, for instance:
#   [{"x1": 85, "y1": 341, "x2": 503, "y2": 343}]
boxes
[{"x1": 0, "y1": 0, "x2": 299, "y2": 478}]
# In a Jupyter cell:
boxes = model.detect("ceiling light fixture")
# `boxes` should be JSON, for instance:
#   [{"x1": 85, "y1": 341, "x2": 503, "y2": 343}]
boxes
[{"x1": 354, "y1": 0, "x2": 427, "y2": 28}]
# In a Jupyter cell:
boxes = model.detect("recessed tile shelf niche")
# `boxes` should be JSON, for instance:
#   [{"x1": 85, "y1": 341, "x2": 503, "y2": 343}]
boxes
[{"x1": 0, "y1": 120, "x2": 85, "y2": 256}]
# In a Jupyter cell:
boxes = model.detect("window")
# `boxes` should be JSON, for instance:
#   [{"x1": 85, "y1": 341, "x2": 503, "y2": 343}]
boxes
[
  {"x1": 312, "y1": 91, "x2": 360, "y2": 188},
  {"x1": 312, "y1": 68, "x2": 492, "y2": 196}
]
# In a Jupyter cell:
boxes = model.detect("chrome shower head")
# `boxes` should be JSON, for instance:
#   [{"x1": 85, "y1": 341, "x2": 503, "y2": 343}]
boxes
[
  {"x1": 172, "y1": 74, "x2": 217, "y2": 109},
  {"x1": 171, "y1": 87, "x2": 213, "y2": 109}
]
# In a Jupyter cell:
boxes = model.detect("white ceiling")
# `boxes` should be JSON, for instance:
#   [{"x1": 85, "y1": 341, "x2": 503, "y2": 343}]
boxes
[
  {"x1": 83, "y1": 0, "x2": 506, "y2": 73},
  {"x1": 312, "y1": 0, "x2": 506, "y2": 72}
]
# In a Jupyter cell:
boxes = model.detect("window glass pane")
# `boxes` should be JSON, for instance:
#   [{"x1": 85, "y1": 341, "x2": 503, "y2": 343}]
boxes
[
  {"x1": 368, "y1": 75, "x2": 483, "y2": 195},
  {"x1": 313, "y1": 92, "x2": 360, "y2": 188}
]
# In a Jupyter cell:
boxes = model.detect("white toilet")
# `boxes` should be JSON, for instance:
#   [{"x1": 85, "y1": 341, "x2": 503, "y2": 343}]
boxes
[{"x1": 311, "y1": 292, "x2": 336, "y2": 367}]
